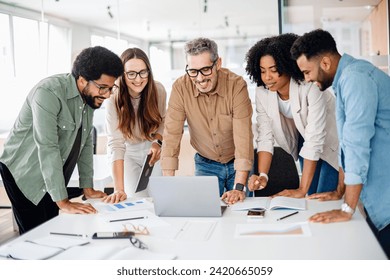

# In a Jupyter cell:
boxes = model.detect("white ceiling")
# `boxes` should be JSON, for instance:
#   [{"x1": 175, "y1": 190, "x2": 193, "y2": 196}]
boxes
[{"x1": 0, "y1": 0, "x2": 383, "y2": 41}]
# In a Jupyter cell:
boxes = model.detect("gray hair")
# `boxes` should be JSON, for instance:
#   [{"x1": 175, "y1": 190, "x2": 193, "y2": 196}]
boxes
[{"x1": 184, "y1": 38, "x2": 219, "y2": 62}]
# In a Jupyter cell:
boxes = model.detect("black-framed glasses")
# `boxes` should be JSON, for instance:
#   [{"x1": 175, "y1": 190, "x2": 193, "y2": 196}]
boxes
[
  {"x1": 89, "y1": 80, "x2": 117, "y2": 95},
  {"x1": 129, "y1": 236, "x2": 148, "y2": 250},
  {"x1": 125, "y1": 69, "x2": 150, "y2": 80},
  {"x1": 185, "y1": 60, "x2": 217, "y2": 77}
]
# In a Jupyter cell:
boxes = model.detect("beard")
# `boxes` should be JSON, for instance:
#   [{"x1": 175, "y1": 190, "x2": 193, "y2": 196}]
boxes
[
  {"x1": 81, "y1": 84, "x2": 105, "y2": 109},
  {"x1": 193, "y1": 78, "x2": 216, "y2": 94},
  {"x1": 317, "y1": 67, "x2": 334, "y2": 91}
]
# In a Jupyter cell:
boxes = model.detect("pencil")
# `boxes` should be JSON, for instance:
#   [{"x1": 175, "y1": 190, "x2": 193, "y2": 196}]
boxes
[
  {"x1": 109, "y1": 216, "x2": 147, "y2": 223},
  {"x1": 50, "y1": 232, "x2": 86, "y2": 237},
  {"x1": 276, "y1": 211, "x2": 299, "y2": 221}
]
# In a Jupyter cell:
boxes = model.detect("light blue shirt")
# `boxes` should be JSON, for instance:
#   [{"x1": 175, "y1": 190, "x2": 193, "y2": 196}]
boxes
[{"x1": 332, "y1": 53, "x2": 390, "y2": 231}]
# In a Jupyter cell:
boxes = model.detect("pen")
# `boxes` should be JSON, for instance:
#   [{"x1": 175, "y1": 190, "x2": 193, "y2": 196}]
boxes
[
  {"x1": 50, "y1": 232, "x2": 87, "y2": 237},
  {"x1": 109, "y1": 216, "x2": 147, "y2": 223},
  {"x1": 277, "y1": 211, "x2": 299, "y2": 221}
]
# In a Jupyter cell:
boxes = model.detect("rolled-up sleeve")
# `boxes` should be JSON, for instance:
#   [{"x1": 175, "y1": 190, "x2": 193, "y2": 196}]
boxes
[
  {"x1": 299, "y1": 84, "x2": 326, "y2": 161},
  {"x1": 255, "y1": 87, "x2": 275, "y2": 154},
  {"x1": 105, "y1": 96, "x2": 126, "y2": 163},
  {"x1": 161, "y1": 81, "x2": 186, "y2": 170},
  {"x1": 155, "y1": 82, "x2": 167, "y2": 137},
  {"x1": 232, "y1": 79, "x2": 254, "y2": 171},
  {"x1": 31, "y1": 88, "x2": 69, "y2": 202},
  {"x1": 338, "y1": 73, "x2": 377, "y2": 185}
]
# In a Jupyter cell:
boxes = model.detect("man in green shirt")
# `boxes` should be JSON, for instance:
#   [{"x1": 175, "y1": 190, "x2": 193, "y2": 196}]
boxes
[{"x1": 0, "y1": 46, "x2": 123, "y2": 234}]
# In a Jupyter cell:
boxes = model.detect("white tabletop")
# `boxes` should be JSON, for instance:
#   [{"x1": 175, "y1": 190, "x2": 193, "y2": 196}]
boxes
[{"x1": 0, "y1": 198, "x2": 386, "y2": 260}]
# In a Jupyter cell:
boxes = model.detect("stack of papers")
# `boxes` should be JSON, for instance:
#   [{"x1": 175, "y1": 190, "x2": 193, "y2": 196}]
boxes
[
  {"x1": 51, "y1": 244, "x2": 176, "y2": 260},
  {"x1": 0, "y1": 235, "x2": 89, "y2": 260},
  {"x1": 235, "y1": 222, "x2": 311, "y2": 238}
]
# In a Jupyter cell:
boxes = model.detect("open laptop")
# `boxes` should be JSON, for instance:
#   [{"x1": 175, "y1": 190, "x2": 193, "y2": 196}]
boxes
[
  {"x1": 134, "y1": 153, "x2": 154, "y2": 193},
  {"x1": 148, "y1": 176, "x2": 227, "y2": 217}
]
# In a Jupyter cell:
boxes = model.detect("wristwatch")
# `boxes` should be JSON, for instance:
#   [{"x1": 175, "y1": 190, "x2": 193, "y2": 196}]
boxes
[
  {"x1": 233, "y1": 183, "x2": 246, "y2": 192},
  {"x1": 341, "y1": 202, "x2": 355, "y2": 215},
  {"x1": 259, "y1": 172, "x2": 269, "y2": 181},
  {"x1": 153, "y1": 139, "x2": 163, "y2": 147}
]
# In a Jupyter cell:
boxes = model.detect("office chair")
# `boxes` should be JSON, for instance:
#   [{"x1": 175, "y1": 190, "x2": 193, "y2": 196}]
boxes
[{"x1": 252, "y1": 147, "x2": 300, "y2": 197}]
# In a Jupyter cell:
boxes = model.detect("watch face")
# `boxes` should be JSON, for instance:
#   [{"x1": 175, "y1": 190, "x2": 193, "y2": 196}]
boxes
[{"x1": 234, "y1": 183, "x2": 245, "y2": 191}]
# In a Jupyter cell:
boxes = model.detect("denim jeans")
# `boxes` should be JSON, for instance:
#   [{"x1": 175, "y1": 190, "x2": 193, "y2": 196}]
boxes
[
  {"x1": 366, "y1": 209, "x2": 390, "y2": 259},
  {"x1": 298, "y1": 134, "x2": 338, "y2": 195},
  {"x1": 194, "y1": 153, "x2": 235, "y2": 196}
]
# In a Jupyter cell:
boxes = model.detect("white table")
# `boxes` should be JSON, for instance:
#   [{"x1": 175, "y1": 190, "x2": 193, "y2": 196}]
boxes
[{"x1": 0, "y1": 198, "x2": 386, "y2": 260}]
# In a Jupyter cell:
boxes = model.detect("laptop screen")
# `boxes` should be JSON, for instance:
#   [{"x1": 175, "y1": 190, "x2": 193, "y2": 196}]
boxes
[{"x1": 148, "y1": 176, "x2": 224, "y2": 217}]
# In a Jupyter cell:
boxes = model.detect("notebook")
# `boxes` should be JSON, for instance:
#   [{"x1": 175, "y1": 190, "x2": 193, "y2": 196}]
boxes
[
  {"x1": 230, "y1": 196, "x2": 306, "y2": 211},
  {"x1": 148, "y1": 176, "x2": 226, "y2": 217},
  {"x1": 135, "y1": 154, "x2": 154, "y2": 193}
]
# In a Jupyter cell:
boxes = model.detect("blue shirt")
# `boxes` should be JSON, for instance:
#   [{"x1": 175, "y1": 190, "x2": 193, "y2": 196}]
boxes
[{"x1": 332, "y1": 54, "x2": 390, "y2": 231}]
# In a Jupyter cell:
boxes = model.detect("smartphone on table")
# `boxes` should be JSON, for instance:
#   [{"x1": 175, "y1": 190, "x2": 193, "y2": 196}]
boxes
[
  {"x1": 92, "y1": 231, "x2": 134, "y2": 239},
  {"x1": 247, "y1": 209, "x2": 265, "y2": 219}
]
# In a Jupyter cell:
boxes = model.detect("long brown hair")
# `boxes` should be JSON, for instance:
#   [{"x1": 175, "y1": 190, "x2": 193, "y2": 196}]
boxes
[{"x1": 116, "y1": 48, "x2": 162, "y2": 141}]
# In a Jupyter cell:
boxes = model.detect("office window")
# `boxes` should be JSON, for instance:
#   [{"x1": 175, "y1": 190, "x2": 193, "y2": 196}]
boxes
[
  {"x1": 91, "y1": 34, "x2": 139, "y2": 55},
  {"x1": 1, "y1": 14, "x2": 72, "y2": 133},
  {"x1": 0, "y1": 13, "x2": 13, "y2": 78},
  {"x1": 13, "y1": 16, "x2": 42, "y2": 78},
  {"x1": 48, "y1": 25, "x2": 71, "y2": 75}
]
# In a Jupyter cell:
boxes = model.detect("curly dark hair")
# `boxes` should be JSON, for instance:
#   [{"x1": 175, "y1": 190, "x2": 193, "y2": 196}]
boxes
[
  {"x1": 290, "y1": 29, "x2": 339, "y2": 60},
  {"x1": 71, "y1": 46, "x2": 123, "y2": 80},
  {"x1": 245, "y1": 33, "x2": 303, "y2": 87}
]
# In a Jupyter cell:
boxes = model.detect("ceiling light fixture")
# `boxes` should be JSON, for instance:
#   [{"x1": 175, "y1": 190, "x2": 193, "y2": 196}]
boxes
[
  {"x1": 204, "y1": 0, "x2": 207, "y2": 13},
  {"x1": 107, "y1": 6, "x2": 113, "y2": 19},
  {"x1": 225, "y1": 16, "x2": 229, "y2": 27}
]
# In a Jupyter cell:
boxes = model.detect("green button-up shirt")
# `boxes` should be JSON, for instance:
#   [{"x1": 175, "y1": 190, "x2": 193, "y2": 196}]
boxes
[{"x1": 0, "y1": 73, "x2": 94, "y2": 205}]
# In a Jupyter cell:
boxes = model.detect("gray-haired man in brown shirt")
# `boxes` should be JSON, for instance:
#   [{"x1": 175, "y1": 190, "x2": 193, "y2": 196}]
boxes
[{"x1": 160, "y1": 37, "x2": 254, "y2": 204}]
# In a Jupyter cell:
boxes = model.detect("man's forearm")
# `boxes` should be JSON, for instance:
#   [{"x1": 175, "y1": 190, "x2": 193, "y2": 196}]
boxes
[{"x1": 234, "y1": 170, "x2": 249, "y2": 185}]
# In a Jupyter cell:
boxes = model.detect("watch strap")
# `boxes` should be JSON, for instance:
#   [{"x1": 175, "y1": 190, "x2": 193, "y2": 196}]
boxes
[
  {"x1": 153, "y1": 139, "x2": 163, "y2": 147},
  {"x1": 341, "y1": 202, "x2": 355, "y2": 215},
  {"x1": 259, "y1": 172, "x2": 268, "y2": 181}
]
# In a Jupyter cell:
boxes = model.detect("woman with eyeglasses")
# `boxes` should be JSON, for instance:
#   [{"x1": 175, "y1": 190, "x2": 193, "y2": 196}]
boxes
[
  {"x1": 103, "y1": 48, "x2": 166, "y2": 203},
  {"x1": 245, "y1": 33, "x2": 343, "y2": 198}
]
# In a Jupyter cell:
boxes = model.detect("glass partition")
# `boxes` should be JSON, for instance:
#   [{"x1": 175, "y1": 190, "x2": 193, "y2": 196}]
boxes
[{"x1": 281, "y1": 0, "x2": 389, "y2": 73}]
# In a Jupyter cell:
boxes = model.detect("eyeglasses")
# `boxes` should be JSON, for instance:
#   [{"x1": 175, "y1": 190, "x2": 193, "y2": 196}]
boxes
[
  {"x1": 125, "y1": 69, "x2": 150, "y2": 80},
  {"x1": 185, "y1": 60, "x2": 217, "y2": 77},
  {"x1": 122, "y1": 223, "x2": 150, "y2": 235},
  {"x1": 129, "y1": 236, "x2": 148, "y2": 250},
  {"x1": 89, "y1": 80, "x2": 118, "y2": 95}
]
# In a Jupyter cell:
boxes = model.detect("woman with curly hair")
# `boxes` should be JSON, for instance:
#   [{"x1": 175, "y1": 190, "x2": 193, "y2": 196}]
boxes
[
  {"x1": 245, "y1": 33, "x2": 342, "y2": 198},
  {"x1": 103, "y1": 48, "x2": 166, "y2": 203}
]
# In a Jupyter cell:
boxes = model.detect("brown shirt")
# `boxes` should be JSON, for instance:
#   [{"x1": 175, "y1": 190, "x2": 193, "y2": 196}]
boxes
[{"x1": 161, "y1": 68, "x2": 253, "y2": 171}]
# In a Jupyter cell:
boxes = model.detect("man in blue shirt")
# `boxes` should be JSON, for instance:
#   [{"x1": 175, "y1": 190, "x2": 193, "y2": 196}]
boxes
[
  {"x1": 0, "y1": 46, "x2": 123, "y2": 234},
  {"x1": 291, "y1": 29, "x2": 390, "y2": 258}
]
